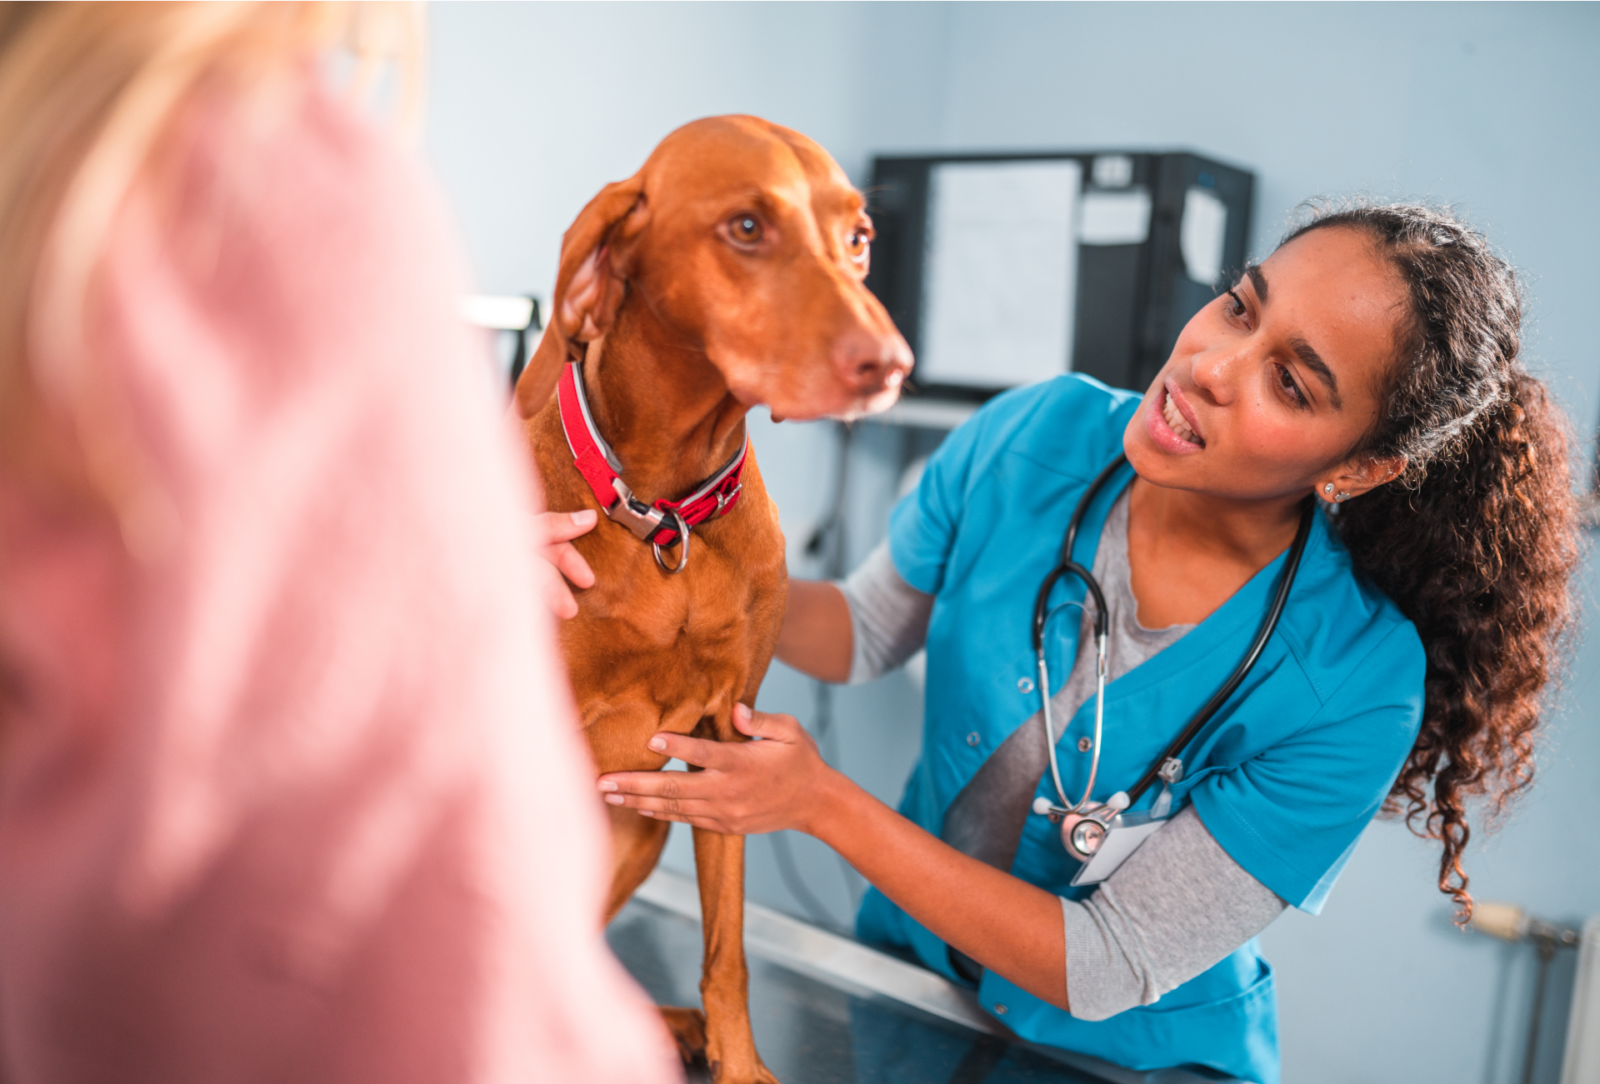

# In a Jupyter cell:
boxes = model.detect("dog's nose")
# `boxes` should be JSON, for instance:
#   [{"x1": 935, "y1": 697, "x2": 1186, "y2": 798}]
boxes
[{"x1": 834, "y1": 327, "x2": 913, "y2": 396}]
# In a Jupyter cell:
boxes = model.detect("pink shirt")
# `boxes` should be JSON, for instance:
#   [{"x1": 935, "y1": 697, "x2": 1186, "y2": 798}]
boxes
[{"x1": 0, "y1": 75, "x2": 678, "y2": 1084}]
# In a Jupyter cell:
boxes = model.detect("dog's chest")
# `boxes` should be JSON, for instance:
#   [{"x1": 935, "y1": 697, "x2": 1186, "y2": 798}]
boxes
[
  {"x1": 531, "y1": 406, "x2": 787, "y2": 719},
  {"x1": 581, "y1": 517, "x2": 780, "y2": 642},
  {"x1": 560, "y1": 495, "x2": 786, "y2": 711}
]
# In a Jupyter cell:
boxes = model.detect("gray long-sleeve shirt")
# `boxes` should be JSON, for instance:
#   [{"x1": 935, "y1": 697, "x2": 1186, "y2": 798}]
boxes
[{"x1": 836, "y1": 491, "x2": 1286, "y2": 1019}]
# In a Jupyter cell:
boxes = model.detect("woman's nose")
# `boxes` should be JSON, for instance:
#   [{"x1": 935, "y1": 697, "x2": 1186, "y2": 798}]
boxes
[{"x1": 1189, "y1": 347, "x2": 1241, "y2": 404}]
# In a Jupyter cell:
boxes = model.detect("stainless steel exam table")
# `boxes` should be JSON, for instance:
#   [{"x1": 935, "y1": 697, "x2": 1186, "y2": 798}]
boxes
[{"x1": 607, "y1": 870, "x2": 1241, "y2": 1084}]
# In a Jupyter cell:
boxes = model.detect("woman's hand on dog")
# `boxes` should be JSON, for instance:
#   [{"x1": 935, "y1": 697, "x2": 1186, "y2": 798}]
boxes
[
  {"x1": 532, "y1": 509, "x2": 597, "y2": 619},
  {"x1": 596, "y1": 704, "x2": 840, "y2": 836}
]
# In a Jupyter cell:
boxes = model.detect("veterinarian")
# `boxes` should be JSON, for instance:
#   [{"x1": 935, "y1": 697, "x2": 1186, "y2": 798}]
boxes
[{"x1": 600, "y1": 201, "x2": 1581, "y2": 1083}]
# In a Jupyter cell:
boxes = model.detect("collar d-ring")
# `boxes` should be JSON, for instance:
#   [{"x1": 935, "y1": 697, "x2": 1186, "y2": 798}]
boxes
[{"x1": 652, "y1": 510, "x2": 690, "y2": 574}]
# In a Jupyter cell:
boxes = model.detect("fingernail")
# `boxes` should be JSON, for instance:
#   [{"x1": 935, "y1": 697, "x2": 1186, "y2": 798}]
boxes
[
  {"x1": 733, "y1": 703, "x2": 751, "y2": 721},
  {"x1": 597, "y1": 780, "x2": 617, "y2": 792},
  {"x1": 648, "y1": 736, "x2": 666, "y2": 752},
  {"x1": 604, "y1": 794, "x2": 624, "y2": 805},
  {"x1": 572, "y1": 510, "x2": 596, "y2": 525}
]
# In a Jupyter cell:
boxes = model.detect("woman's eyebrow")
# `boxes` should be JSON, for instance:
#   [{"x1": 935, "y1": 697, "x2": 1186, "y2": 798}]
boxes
[
  {"x1": 1245, "y1": 264, "x2": 1269, "y2": 302},
  {"x1": 1290, "y1": 337, "x2": 1342, "y2": 408}
]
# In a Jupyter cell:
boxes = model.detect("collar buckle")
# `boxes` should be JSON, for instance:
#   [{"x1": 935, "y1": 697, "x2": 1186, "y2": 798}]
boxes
[{"x1": 607, "y1": 477, "x2": 668, "y2": 541}]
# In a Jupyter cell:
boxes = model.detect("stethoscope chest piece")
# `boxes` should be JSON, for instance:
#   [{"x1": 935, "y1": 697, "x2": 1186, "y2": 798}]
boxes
[
  {"x1": 1032, "y1": 791, "x2": 1129, "y2": 861},
  {"x1": 1063, "y1": 812, "x2": 1107, "y2": 859}
]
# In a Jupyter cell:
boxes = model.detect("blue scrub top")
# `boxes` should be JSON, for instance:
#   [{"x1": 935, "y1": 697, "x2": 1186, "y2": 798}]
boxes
[{"x1": 856, "y1": 375, "x2": 1425, "y2": 1084}]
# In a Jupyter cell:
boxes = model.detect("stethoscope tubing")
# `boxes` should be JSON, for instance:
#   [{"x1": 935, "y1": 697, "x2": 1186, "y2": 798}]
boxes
[{"x1": 1031, "y1": 454, "x2": 1314, "y2": 825}]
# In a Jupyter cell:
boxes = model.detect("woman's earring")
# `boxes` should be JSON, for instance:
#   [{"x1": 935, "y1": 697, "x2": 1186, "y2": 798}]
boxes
[
  {"x1": 1335, "y1": 491, "x2": 1349, "y2": 503},
  {"x1": 1323, "y1": 483, "x2": 1335, "y2": 495}
]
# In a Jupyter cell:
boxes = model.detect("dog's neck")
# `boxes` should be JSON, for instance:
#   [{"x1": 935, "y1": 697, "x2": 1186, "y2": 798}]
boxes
[{"x1": 578, "y1": 303, "x2": 750, "y2": 503}]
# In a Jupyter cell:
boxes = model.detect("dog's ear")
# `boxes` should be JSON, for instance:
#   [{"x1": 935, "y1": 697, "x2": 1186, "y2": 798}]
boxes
[{"x1": 514, "y1": 175, "x2": 648, "y2": 419}]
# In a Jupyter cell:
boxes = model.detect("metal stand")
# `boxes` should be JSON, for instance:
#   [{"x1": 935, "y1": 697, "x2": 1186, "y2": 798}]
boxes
[{"x1": 1468, "y1": 900, "x2": 1582, "y2": 1084}]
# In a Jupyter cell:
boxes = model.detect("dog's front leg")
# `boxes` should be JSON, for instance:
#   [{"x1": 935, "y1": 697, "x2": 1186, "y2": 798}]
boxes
[{"x1": 692, "y1": 825, "x2": 778, "y2": 1084}]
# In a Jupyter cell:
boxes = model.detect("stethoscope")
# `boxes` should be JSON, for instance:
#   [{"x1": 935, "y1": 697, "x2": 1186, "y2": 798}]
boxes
[{"x1": 1028, "y1": 454, "x2": 1315, "y2": 862}]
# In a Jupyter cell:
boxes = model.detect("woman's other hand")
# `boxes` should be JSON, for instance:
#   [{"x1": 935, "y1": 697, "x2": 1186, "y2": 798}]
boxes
[
  {"x1": 533, "y1": 509, "x2": 597, "y2": 618},
  {"x1": 597, "y1": 705, "x2": 835, "y2": 836}
]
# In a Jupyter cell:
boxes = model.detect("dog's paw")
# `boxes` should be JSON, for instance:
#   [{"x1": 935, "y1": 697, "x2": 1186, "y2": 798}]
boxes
[
  {"x1": 661, "y1": 1006, "x2": 708, "y2": 1064},
  {"x1": 708, "y1": 1059, "x2": 781, "y2": 1084}
]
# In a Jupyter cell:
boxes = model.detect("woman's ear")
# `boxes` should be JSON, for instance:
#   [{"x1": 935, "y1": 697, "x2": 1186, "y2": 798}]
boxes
[
  {"x1": 513, "y1": 175, "x2": 648, "y2": 419},
  {"x1": 1318, "y1": 454, "x2": 1408, "y2": 503}
]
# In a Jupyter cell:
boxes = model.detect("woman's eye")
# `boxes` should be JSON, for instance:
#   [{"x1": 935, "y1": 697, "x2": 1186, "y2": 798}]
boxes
[
  {"x1": 1275, "y1": 363, "x2": 1308, "y2": 407},
  {"x1": 1224, "y1": 288, "x2": 1247, "y2": 319},
  {"x1": 729, "y1": 215, "x2": 763, "y2": 244}
]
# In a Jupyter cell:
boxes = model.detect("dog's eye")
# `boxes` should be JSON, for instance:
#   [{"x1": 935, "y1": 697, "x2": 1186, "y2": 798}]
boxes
[
  {"x1": 729, "y1": 215, "x2": 763, "y2": 244},
  {"x1": 846, "y1": 229, "x2": 871, "y2": 264}
]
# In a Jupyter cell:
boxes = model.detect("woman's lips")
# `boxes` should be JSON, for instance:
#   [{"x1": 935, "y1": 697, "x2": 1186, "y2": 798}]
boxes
[{"x1": 1146, "y1": 380, "x2": 1205, "y2": 454}]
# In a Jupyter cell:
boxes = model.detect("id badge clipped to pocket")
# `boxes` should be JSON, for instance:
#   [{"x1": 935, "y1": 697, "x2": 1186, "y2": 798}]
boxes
[{"x1": 1069, "y1": 810, "x2": 1169, "y2": 887}]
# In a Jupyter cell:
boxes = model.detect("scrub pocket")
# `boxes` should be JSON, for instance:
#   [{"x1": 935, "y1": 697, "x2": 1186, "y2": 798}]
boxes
[
  {"x1": 1123, "y1": 955, "x2": 1280, "y2": 1084},
  {"x1": 980, "y1": 953, "x2": 1280, "y2": 1084}
]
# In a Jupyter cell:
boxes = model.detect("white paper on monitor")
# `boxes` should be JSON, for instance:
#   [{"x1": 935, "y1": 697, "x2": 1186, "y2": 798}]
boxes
[
  {"x1": 1080, "y1": 188, "x2": 1152, "y2": 246},
  {"x1": 919, "y1": 160, "x2": 1083, "y2": 389},
  {"x1": 1181, "y1": 186, "x2": 1229, "y2": 285}
]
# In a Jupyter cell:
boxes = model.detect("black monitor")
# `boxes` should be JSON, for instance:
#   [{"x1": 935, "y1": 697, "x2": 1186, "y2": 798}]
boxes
[{"x1": 864, "y1": 151, "x2": 1254, "y2": 401}]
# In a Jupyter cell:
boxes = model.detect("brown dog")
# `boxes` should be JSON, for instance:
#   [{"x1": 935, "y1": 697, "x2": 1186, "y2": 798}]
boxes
[{"x1": 514, "y1": 116, "x2": 912, "y2": 1083}]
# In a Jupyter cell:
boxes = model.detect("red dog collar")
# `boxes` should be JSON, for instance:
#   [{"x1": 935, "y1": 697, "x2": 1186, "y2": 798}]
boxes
[{"x1": 556, "y1": 362, "x2": 746, "y2": 570}]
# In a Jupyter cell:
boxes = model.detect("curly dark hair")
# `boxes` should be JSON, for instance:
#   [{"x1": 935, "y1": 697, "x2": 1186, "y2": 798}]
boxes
[{"x1": 1282, "y1": 202, "x2": 1581, "y2": 920}]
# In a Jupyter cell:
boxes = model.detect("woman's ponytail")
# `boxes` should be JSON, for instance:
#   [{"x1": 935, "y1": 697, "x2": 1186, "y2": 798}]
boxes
[{"x1": 1286, "y1": 203, "x2": 1581, "y2": 919}]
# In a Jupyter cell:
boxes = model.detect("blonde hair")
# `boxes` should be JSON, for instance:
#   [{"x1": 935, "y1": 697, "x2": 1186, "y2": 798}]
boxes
[{"x1": 0, "y1": 2, "x2": 422, "y2": 542}]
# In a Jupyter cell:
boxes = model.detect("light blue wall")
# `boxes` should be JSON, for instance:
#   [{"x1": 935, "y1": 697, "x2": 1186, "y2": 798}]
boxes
[
  {"x1": 426, "y1": 1, "x2": 947, "y2": 299},
  {"x1": 424, "y1": 5, "x2": 1600, "y2": 1082}
]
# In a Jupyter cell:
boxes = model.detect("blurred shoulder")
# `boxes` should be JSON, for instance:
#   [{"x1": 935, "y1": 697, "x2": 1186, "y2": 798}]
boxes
[
  {"x1": 106, "y1": 63, "x2": 476, "y2": 422},
  {"x1": 150, "y1": 68, "x2": 470, "y2": 363}
]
